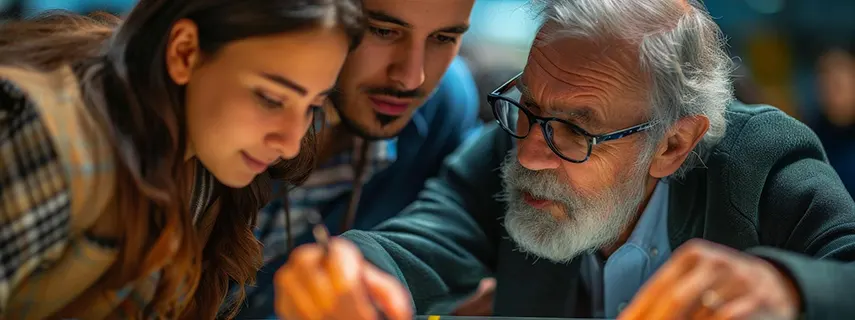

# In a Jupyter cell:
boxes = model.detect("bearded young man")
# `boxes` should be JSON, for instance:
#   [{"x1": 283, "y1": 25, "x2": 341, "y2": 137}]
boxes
[
  {"x1": 236, "y1": 0, "x2": 481, "y2": 318},
  {"x1": 273, "y1": 1, "x2": 855, "y2": 319}
]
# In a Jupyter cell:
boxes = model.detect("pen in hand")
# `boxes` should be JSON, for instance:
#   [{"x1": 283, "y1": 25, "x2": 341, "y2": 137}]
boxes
[
  {"x1": 308, "y1": 212, "x2": 331, "y2": 256},
  {"x1": 306, "y1": 212, "x2": 389, "y2": 320}
]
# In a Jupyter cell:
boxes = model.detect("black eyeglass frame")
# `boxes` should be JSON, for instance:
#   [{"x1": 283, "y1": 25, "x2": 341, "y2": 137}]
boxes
[{"x1": 487, "y1": 72, "x2": 655, "y2": 163}]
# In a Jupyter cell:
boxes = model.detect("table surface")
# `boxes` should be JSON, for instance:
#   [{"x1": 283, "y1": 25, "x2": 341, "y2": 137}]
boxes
[{"x1": 415, "y1": 316, "x2": 610, "y2": 320}]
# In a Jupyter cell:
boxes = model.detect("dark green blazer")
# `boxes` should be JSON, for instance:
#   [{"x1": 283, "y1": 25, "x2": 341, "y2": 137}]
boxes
[{"x1": 342, "y1": 102, "x2": 855, "y2": 319}]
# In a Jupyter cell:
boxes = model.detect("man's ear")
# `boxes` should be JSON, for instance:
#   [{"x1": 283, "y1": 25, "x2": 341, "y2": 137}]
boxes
[
  {"x1": 648, "y1": 115, "x2": 710, "y2": 178},
  {"x1": 165, "y1": 19, "x2": 201, "y2": 85}
]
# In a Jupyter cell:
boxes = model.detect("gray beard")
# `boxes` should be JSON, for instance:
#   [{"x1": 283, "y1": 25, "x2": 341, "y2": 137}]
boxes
[{"x1": 498, "y1": 150, "x2": 650, "y2": 263}]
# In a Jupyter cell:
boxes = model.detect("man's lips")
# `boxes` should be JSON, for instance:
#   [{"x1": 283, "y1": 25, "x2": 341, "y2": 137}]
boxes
[
  {"x1": 369, "y1": 96, "x2": 411, "y2": 116},
  {"x1": 523, "y1": 192, "x2": 554, "y2": 209}
]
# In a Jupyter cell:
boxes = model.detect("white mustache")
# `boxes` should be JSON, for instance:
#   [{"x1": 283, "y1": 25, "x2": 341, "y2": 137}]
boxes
[
  {"x1": 498, "y1": 148, "x2": 652, "y2": 263},
  {"x1": 499, "y1": 151, "x2": 582, "y2": 208}
]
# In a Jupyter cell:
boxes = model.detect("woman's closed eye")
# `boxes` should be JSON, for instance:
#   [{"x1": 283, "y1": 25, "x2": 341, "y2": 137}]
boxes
[{"x1": 253, "y1": 89, "x2": 284, "y2": 109}]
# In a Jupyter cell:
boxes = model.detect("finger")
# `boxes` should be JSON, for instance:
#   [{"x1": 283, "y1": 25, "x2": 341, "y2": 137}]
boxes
[
  {"x1": 691, "y1": 287, "x2": 734, "y2": 320},
  {"x1": 324, "y1": 238, "x2": 366, "y2": 294},
  {"x1": 275, "y1": 265, "x2": 323, "y2": 320},
  {"x1": 276, "y1": 296, "x2": 301, "y2": 320},
  {"x1": 320, "y1": 239, "x2": 380, "y2": 319},
  {"x1": 363, "y1": 262, "x2": 414, "y2": 320},
  {"x1": 277, "y1": 287, "x2": 318, "y2": 320},
  {"x1": 452, "y1": 278, "x2": 497, "y2": 316},
  {"x1": 693, "y1": 267, "x2": 752, "y2": 320},
  {"x1": 710, "y1": 295, "x2": 765, "y2": 320},
  {"x1": 619, "y1": 250, "x2": 702, "y2": 319},
  {"x1": 287, "y1": 245, "x2": 338, "y2": 313},
  {"x1": 651, "y1": 261, "x2": 722, "y2": 320},
  {"x1": 275, "y1": 274, "x2": 298, "y2": 320},
  {"x1": 476, "y1": 277, "x2": 497, "y2": 296},
  {"x1": 333, "y1": 284, "x2": 380, "y2": 320},
  {"x1": 293, "y1": 255, "x2": 338, "y2": 313}
]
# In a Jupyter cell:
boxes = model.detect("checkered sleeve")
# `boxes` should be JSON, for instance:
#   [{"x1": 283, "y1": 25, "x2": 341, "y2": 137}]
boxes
[{"x1": 0, "y1": 79, "x2": 71, "y2": 308}]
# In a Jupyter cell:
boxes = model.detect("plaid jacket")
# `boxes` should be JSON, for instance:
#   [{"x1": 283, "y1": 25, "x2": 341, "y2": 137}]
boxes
[{"x1": 0, "y1": 65, "x2": 217, "y2": 319}]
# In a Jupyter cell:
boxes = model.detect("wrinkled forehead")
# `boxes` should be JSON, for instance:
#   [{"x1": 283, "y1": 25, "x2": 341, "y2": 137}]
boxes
[
  {"x1": 519, "y1": 26, "x2": 650, "y2": 128},
  {"x1": 523, "y1": 24, "x2": 647, "y2": 94},
  {"x1": 533, "y1": 22, "x2": 642, "y2": 74}
]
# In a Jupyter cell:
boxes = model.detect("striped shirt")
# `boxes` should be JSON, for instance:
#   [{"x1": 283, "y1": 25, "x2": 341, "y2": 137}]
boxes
[{"x1": 256, "y1": 137, "x2": 397, "y2": 263}]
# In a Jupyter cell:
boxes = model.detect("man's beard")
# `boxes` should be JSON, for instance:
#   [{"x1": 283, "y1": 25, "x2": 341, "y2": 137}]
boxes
[
  {"x1": 328, "y1": 86, "x2": 424, "y2": 141},
  {"x1": 498, "y1": 150, "x2": 650, "y2": 263}
]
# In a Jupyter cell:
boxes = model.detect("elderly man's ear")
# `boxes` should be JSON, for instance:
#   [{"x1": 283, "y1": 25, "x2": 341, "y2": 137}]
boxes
[{"x1": 649, "y1": 116, "x2": 710, "y2": 178}]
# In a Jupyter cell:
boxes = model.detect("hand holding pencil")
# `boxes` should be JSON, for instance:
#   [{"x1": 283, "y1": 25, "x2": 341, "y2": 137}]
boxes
[{"x1": 274, "y1": 213, "x2": 413, "y2": 320}]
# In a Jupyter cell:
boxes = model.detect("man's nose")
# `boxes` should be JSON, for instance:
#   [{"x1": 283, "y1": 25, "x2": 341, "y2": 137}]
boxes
[
  {"x1": 388, "y1": 39, "x2": 426, "y2": 90},
  {"x1": 517, "y1": 126, "x2": 562, "y2": 171}
]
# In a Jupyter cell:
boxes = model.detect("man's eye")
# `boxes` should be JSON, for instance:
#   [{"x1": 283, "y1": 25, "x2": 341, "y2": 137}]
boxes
[
  {"x1": 369, "y1": 26, "x2": 397, "y2": 39},
  {"x1": 433, "y1": 34, "x2": 458, "y2": 44}
]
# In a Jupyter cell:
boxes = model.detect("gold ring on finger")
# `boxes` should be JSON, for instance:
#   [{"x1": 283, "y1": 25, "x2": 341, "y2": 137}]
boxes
[{"x1": 701, "y1": 290, "x2": 724, "y2": 310}]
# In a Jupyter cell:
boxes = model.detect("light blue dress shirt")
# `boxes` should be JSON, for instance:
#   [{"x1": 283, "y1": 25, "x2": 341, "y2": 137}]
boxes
[{"x1": 580, "y1": 180, "x2": 672, "y2": 318}]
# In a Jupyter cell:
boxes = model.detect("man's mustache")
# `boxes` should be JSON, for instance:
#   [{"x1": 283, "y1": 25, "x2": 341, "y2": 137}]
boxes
[{"x1": 363, "y1": 86, "x2": 425, "y2": 99}]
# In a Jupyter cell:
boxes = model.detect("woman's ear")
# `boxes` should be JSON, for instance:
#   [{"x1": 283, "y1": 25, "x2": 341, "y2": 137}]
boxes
[{"x1": 165, "y1": 19, "x2": 201, "y2": 85}]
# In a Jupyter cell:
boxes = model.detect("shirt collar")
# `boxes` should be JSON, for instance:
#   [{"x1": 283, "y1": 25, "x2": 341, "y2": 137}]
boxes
[
  {"x1": 405, "y1": 105, "x2": 429, "y2": 139},
  {"x1": 625, "y1": 179, "x2": 671, "y2": 249},
  {"x1": 298, "y1": 137, "x2": 398, "y2": 189}
]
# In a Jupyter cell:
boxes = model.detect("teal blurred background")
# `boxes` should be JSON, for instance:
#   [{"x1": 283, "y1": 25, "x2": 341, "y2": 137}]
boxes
[{"x1": 2, "y1": 0, "x2": 854, "y2": 120}]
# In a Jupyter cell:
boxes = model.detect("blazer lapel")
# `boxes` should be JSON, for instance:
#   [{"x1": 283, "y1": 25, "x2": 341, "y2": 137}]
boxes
[
  {"x1": 667, "y1": 153, "x2": 759, "y2": 251},
  {"x1": 493, "y1": 236, "x2": 582, "y2": 317}
]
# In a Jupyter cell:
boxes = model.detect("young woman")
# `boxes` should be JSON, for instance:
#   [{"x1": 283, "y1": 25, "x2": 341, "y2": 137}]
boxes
[{"x1": 0, "y1": 0, "x2": 363, "y2": 318}]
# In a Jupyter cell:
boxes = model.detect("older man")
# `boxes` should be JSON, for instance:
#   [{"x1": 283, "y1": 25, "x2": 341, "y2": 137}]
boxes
[{"x1": 273, "y1": 1, "x2": 855, "y2": 319}]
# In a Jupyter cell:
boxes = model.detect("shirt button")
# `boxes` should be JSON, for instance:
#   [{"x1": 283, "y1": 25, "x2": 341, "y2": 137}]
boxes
[{"x1": 650, "y1": 247, "x2": 659, "y2": 256}]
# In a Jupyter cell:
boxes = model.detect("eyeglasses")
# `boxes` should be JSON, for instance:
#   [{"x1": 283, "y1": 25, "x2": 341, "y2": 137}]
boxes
[{"x1": 487, "y1": 73, "x2": 655, "y2": 163}]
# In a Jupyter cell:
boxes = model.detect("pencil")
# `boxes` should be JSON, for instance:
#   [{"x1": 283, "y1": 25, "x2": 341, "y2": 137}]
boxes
[{"x1": 308, "y1": 212, "x2": 331, "y2": 256}]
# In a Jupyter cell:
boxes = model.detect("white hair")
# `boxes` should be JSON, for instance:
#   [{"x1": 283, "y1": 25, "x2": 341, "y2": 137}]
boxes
[{"x1": 532, "y1": 0, "x2": 735, "y2": 178}]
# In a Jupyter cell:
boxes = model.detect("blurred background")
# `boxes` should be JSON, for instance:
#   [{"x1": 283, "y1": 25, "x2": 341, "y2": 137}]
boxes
[{"x1": 2, "y1": 0, "x2": 854, "y2": 195}]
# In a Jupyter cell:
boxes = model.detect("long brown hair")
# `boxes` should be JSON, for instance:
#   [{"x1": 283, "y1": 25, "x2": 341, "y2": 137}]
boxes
[{"x1": 0, "y1": 1, "x2": 363, "y2": 318}]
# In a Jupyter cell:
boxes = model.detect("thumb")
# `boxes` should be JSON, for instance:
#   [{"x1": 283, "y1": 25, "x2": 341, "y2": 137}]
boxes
[
  {"x1": 475, "y1": 277, "x2": 496, "y2": 296},
  {"x1": 451, "y1": 277, "x2": 496, "y2": 316},
  {"x1": 362, "y1": 263, "x2": 413, "y2": 320}
]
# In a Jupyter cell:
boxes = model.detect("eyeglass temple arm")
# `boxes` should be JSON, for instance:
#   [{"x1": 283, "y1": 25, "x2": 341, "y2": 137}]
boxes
[
  {"x1": 491, "y1": 72, "x2": 524, "y2": 95},
  {"x1": 591, "y1": 122, "x2": 656, "y2": 145}
]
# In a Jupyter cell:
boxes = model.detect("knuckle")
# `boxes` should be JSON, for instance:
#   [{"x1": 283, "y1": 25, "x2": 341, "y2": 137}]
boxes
[
  {"x1": 290, "y1": 244, "x2": 316, "y2": 260},
  {"x1": 708, "y1": 253, "x2": 731, "y2": 269},
  {"x1": 274, "y1": 266, "x2": 296, "y2": 287},
  {"x1": 665, "y1": 295, "x2": 689, "y2": 313},
  {"x1": 331, "y1": 237, "x2": 356, "y2": 249},
  {"x1": 732, "y1": 264, "x2": 756, "y2": 284},
  {"x1": 742, "y1": 292, "x2": 766, "y2": 309},
  {"x1": 664, "y1": 286, "x2": 695, "y2": 310},
  {"x1": 684, "y1": 238, "x2": 709, "y2": 248},
  {"x1": 677, "y1": 239, "x2": 709, "y2": 259}
]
